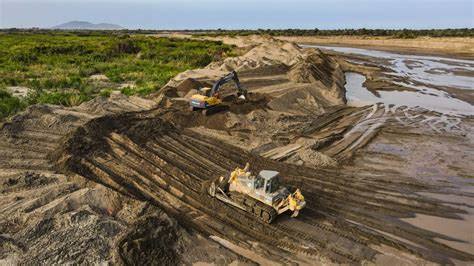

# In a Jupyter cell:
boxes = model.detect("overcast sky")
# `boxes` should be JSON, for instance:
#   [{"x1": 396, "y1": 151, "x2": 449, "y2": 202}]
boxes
[{"x1": 1, "y1": 0, "x2": 473, "y2": 29}]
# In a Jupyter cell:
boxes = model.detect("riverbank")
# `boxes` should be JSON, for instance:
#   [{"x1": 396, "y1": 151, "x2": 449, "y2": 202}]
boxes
[{"x1": 276, "y1": 36, "x2": 474, "y2": 59}]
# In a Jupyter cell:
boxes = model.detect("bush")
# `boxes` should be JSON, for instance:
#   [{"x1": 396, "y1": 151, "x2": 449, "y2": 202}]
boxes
[
  {"x1": 0, "y1": 89, "x2": 27, "y2": 118},
  {"x1": 99, "y1": 89, "x2": 113, "y2": 98},
  {"x1": 9, "y1": 49, "x2": 38, "y2": 64},
  {"x1": 34, "y1": 91, "x2": 90, "y2": 106},
  {"x1": 107, "y1": 38, "x2": 140, "y2": 58}
]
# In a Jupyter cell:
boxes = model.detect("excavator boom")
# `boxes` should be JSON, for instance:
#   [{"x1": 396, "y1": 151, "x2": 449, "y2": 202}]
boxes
[{"x1": 210, "y1": 71, "x2": 247, "y2": 99}]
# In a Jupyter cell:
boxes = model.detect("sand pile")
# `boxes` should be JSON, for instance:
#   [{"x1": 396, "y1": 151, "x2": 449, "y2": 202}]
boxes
[
  {"x1": 152, "y1": 37, "x2": 347, "y2": 166},
  {"x1": 76, "y1": 93, "x2": 157, "y2": 116},
  {"x1": 0, "y1": 171, "x2": 142, "y2": 264},
  {"x1": 200, "y1": 34, "x2": 272, "y2": 48},
  {"x1": 217, "y1": 40, "x2": 304, "y2": 72},
  {"x1": 158, "y1": 78, "x2": 212, "y2": 99},
  {"x1": 288, "y1": 48, "x2": 346, "y2": 104},
  {"x1": 267, "y1": 88, "x2": 326, "y2": 115}
]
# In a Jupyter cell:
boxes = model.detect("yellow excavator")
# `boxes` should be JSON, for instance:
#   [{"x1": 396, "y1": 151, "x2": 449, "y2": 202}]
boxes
[
  {"x1": 208, "y1": 163, "x2": 306, "y2": 223},
  {"x1": 189, "y1": 71, "x2": 247, "y2": 115}
]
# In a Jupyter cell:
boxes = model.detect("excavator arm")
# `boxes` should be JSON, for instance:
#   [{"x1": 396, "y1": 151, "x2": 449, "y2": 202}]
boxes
[{"x1": 210, "y1": 71, "x2": 247, "y2": 99}]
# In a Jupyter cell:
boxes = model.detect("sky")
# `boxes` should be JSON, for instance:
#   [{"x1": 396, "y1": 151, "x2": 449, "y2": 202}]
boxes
[{"x1": 1, "y1": 0, "x2": 473, "y2": 29}]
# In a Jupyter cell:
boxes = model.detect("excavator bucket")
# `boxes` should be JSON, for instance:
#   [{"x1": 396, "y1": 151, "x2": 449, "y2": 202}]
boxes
[{"x1": 237, "y1": 91, "x2": 246, "y2": 100}]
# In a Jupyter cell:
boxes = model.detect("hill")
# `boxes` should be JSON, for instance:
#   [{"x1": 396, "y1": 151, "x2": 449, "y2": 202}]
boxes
[{"x1": 52, "y1": 21, "x2": 124, "y2": 30}]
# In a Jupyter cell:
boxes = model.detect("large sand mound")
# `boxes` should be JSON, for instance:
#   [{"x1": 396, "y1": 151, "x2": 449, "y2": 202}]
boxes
[{"x1": 217, "y1": 40, "x2": 304, "y2": 72}]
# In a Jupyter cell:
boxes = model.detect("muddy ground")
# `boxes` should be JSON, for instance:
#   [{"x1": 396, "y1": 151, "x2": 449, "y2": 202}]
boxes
[{"x1": 1, "y1": 38, "x2": 473, "y2": 265}]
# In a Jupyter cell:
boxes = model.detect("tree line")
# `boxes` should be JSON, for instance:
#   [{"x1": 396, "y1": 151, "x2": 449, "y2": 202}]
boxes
[{"x1": 2, "y1": 28, "x2": 473, "y2": 38}]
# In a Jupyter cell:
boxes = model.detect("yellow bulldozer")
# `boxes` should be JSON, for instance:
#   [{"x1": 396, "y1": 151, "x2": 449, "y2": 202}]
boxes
[
  {"x1": 189, "y1": 71, "x2": 247, "y2": 115},
  {"x1": 208, "y1": 163, "x2": 306, "y2": 223}
]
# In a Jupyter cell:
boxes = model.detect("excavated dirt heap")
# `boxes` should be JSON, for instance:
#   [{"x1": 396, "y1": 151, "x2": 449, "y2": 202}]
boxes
[{"x1": 151, "y1": 39, "x2": 351, "y2": 168}]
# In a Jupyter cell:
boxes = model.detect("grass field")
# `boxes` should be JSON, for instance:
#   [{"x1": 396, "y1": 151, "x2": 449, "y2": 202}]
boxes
[{"x1": 0, "y1": 32, "x2": 233, "y2": 118}]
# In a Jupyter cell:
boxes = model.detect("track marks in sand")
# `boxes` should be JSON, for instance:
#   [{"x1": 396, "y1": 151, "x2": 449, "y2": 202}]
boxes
[
  {"x1": 312, "y1": 103, "x2": 467, "y2": 160},
  {"x1": 55, "y1": 112, "x2": 474, "y2": 264}
]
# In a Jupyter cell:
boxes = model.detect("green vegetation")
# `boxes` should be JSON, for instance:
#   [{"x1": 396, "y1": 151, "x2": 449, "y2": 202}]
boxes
[
  {"x1": 0, "y1": 90, "x2": 28, "y2": 118},
  {"x1": 0, "y1": 32, "x2": 233, "y2": 118}
]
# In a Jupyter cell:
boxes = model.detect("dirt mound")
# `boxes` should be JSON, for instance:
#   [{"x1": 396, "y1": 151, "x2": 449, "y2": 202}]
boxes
[
  {"x1": 288, "y1": 49, "x2": 334, "y2": 84},
  {"x1": 218, "y1": 40, "x2": 304, "y2": 72},
  {"x1": 225, "y1": 92, "x2": 271, "y2": 114},
  {"x1": 76, "y1": 93, "x2": 157, "y2": 115},
  {"x1": 54, "y1": 113, "x2": 176, "y2": 170},
  {"x1": 286, "y1": 147, "x2": 338, "y2": 167},
  {"x1": 114, "y1": 210, "x2": 183, "y2": 265},
  {"x1": 0, "y1": 170, "x2": 139, "y2": 264}
]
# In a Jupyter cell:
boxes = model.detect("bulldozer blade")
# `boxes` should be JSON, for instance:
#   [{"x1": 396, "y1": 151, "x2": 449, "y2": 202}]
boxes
[{"x1": 291, "y1": 210, "x2": 299, "y2": 218}]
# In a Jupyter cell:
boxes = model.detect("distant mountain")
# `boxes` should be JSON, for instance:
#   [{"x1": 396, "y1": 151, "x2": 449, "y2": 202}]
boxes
[{"x1": 51, "y1": 21, "x2": 124, "y2": 30}]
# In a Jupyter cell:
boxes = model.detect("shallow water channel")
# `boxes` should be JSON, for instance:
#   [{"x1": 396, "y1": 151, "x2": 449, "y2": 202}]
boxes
[
  {"x1": 344, "y1": 72, "x2": 473, "y2": 116},
  {"x1": 302, "y1": 45, "x2": 474, "y2": 116}
]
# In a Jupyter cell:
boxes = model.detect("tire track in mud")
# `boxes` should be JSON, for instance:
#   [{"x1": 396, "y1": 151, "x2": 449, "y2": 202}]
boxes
[{"x1": 54, "y1": 111, "x2": 474, "y2": 264}]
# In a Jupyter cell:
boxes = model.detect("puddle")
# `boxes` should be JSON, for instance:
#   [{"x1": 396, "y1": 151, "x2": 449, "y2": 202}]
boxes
[
  {"x1": 344, "y1": 72, "x2": 474, "y2": 116},
  {"x1": 370, "y1": 143, "x2": 406, "y2": 156},
  {"x1": 346, "y1": 219, "x2": 424, "y2": 249},
  {"x1": 401, "y1": 212, "x2": 474, "y2": 255},
  {"x1": 301, "y1": 45, "x2": 474, "y2": 90}
]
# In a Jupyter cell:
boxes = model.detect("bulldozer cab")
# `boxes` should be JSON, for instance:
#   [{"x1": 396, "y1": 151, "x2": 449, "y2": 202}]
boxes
[{"x1": 256, "y1": 170, "x2": 280, "y2": 194}]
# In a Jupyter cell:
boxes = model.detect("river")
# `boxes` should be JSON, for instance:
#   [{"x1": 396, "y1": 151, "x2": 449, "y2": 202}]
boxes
[{"x1": 301, "y1": 45, "x2": 474, "y2": 116}]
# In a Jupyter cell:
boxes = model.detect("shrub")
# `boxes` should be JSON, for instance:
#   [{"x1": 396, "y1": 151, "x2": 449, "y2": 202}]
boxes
[
  {"x1": 34, "y1": 91, "x2": 90, "y2": 106},
  {"x1": 0, "y1": 89, "x2": 27, "y2": 118}
]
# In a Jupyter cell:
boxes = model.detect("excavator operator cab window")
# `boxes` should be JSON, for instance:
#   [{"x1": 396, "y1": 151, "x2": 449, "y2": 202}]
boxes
[
  {"x1": 254, "y1": 175, "x2": 264, "y2": 189},
  {"x1": 199, "y1": 87, "x2": 212, "y2": 97},
  {"x1": 265, "y1": 177, "x2": 279, "y2": 194}
]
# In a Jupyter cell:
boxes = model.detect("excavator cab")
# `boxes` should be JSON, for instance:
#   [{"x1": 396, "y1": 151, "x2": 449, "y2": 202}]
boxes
[{"x1": 197, "y1": 87, "x2": 212, "y2": 97}]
